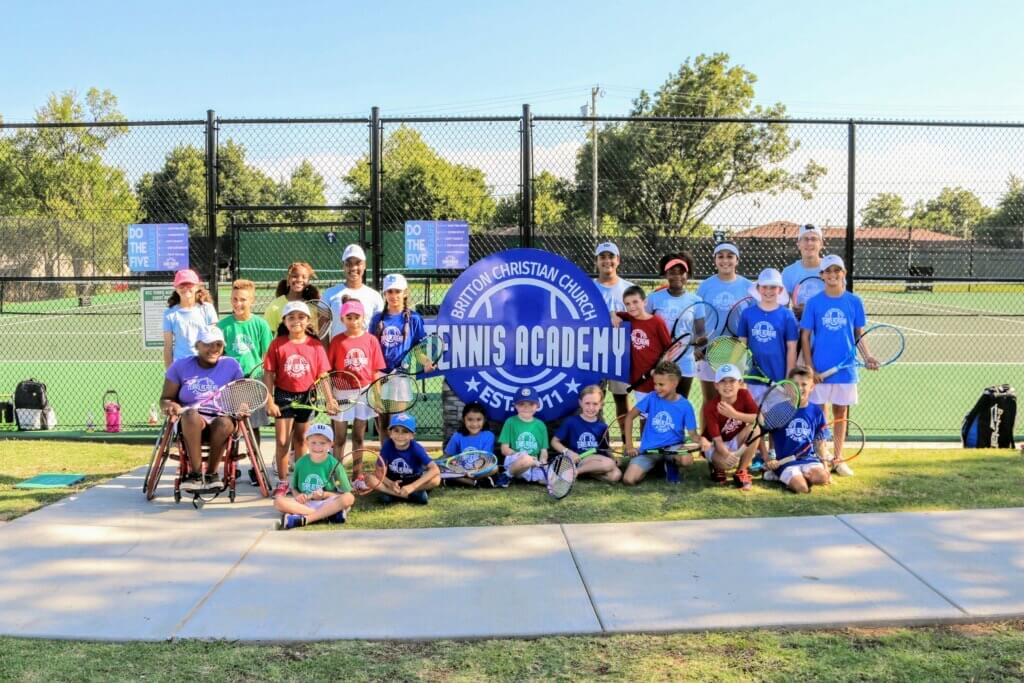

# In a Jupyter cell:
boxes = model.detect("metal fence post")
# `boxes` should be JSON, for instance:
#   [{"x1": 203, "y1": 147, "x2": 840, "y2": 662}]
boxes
[
  {"x1": 521, "y1": 104, "x2": 534, "y2": 249},
  {"x1": 205, "y1": 109, "x2": 219, "y2": 307},
  {"x1": 370, "y1": 106, "x2": 383, "y2": 290},
  {"x1": 845, "y1": 120, "x2": 856, "y2": 290}
]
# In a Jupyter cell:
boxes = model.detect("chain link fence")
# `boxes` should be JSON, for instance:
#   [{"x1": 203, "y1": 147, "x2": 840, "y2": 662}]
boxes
[{"x1": 2, "y1": 112, "x2": 1023, "y2": 439}]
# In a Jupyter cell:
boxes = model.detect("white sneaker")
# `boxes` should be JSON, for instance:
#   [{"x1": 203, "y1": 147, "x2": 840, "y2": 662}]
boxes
[
  {"x1": 833, "y1": 461, "x2": 855, "y2": 477},
  {"x1": 763, "y1": 469, "x2": 779, "y2": 482}
]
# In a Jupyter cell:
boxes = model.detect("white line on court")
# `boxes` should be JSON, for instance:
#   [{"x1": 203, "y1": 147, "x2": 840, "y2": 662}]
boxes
[
  {"x1": 863, "y1": 296, "x2": 1024, "y2": 327},
  {"x1": 875, "y1": 320, "x2": 937, "y2": 335}
]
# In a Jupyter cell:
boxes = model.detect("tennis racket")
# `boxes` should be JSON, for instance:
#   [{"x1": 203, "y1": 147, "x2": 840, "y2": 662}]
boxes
[
  {"x1": 627, "y1": 300, "x2": 718, "y2": 391},
  {"x1": 307, "y1": 299, "x2": 333, "y2": 341},
  {"x1": 771, "y1": 417, "x2": 866, "y2": 468},
  {"x1": 289, "y1": 370, "x2": 363, "y2": 414},
  {"x1": 183, "y1": 379, "x2": 269, "y2": 417},
  {"x1": 703, "y1": 337, "x2": 774, "y2": 384},
  {"x1": 344, "y1": 448, "x2": 388, "y2": 496},
  {"x1": 435, "y1": 448, "x2": 500, "y2": 480},
  {"x1": 791, "y1": 275, "x2": 825, "y2": 317},
  {"x1": 817, "y1": 323, "x2": 906, "y2": 380},
  {"x1": 245, "y1": 365, "x2": 264, "y2": 380},
  {"x1": 539, "y1": 452, "x2": 577, "y2": 499},
  {"x1": 291, "y1": 372, "x2": 421, "y2": 416},
  {"x1": 399, "y1": 333, "x2": 444, "y2": 375},
  {"x1": 742, "y1": 379, "x2": 802, "y2": 446},
  {"x1": 725, "y1": 296, "x2": 756, "y2": 338}
]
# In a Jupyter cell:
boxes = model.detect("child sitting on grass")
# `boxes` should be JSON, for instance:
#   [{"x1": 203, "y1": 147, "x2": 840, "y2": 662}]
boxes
[
  {"x1": 275, "y1": 422, "x2": 354, "y2": 530},
  {"x1": 764, "y1": 366, "x2": 831, "y2": 494}
]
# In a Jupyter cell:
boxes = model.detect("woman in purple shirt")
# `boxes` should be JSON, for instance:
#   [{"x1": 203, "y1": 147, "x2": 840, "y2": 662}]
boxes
[{"x1": 160, "y1": 326, "x2": 243, "y2": 492}]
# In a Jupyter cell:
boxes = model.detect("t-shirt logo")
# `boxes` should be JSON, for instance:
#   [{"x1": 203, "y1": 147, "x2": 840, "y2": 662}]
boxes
[
  {"x1": 345, "y1": 348, "x2": 369, "y2": 371},
  {"x1": 516, "y1": 432, "x2": 539, "y2": 453},
  {"x1": 786, "y1": 417, "x2": 812, "y2": 442},
  {"x1": 723, "y1": 417, "x2": 743, "y2": 434},
  {"x1": 381, "y1": 325, "x2": 403, "y2": 349},
  {"x1": 822, "y1": 308, "x2": 847, "y2": 332},
  {"x1": 284, "y1": 354, "x2": 312, "y2": 379},
  {"x1": 185, "y1": 376, "x2": 217, "y2": 399},
  {"x1": 751, "y1": 321, "x2": 777, "y2": 343},
  {"x1": 631, "y1": 328, "x2": 650, "y2": 350},
  {"x1": 389, "y1": 457, "x2": 414, "y2": 476},
  {"x1": 577, "y1": 432, "x2": 598, "y2": 450},
  {"x1": 663, "y1": 305, "x2": 681, "y2": 323},
  {"x1": 301, "y1": 473, "x2": 326, "y2": 493},
  {"x1": 233, "y1": 333, "x2": 254, "y2": 355},
  {"x1": 652, "y1": 410, "x2": 675, "y2": 433},
  {"x1": 713, "y1": 292, "x2": 735, "y2": 310}
]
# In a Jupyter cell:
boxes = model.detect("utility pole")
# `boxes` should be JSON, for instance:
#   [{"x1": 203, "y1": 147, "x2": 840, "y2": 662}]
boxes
[{"x1": 590, "y1": 85, "x2": 602, "y2": 239}]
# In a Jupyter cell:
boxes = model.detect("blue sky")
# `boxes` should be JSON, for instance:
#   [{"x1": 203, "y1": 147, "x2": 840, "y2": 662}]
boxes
[{"x1": 2, "y1": 0, "x2": 1022, "y2": 122}]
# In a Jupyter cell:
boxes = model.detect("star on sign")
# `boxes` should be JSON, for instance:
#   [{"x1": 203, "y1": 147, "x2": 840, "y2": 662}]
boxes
[
  {"x1": 564, "y1": 378, "x2": 581, "y2": 394},
  {"x1": 465, "y1": 376, "x2": 481, "y2": 393}
]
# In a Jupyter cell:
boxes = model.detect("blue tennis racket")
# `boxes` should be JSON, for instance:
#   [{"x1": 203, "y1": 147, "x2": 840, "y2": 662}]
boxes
[{"x1": 818, "y1": 323, "x2": 905, "y2": 380}]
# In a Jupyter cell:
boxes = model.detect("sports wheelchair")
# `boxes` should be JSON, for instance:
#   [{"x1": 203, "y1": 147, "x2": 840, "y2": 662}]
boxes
[{"x1": 143, "y1": 415, "x2": 273, "y2": 508}]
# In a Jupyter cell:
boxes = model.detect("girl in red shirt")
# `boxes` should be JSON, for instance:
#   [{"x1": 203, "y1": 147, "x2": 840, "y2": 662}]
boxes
[{"x1": 264, "y1": 301, "x2": 330, "y2": 496}]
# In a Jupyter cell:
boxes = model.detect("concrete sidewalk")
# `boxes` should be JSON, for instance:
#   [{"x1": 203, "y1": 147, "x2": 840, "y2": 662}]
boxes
[{"x1": 1, "y1": 465, "x2": 1022, "y2": 641}]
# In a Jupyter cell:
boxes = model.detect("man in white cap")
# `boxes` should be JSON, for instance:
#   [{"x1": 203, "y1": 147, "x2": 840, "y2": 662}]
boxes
[
  {"x1": 323, "y1": 243, "x2": 384, "y2": 339},
  {"x1": 782, "y1": 224, "x2": 826, "y2": 319},
  {"x1": 799, "y1": 255, "x2": 878, "y2": 477},
  {"x1": 593, "y1": 241, "x2": 635, "y2": 426}
]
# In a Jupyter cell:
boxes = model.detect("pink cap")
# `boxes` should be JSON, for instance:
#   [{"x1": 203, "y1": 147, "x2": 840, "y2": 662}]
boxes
[
  {"x1": 173, "y1": 269, "x2": 200, "y2": 287},
  {"x1": 340, "y1": 300, "x2": 365, "y2": 318}
]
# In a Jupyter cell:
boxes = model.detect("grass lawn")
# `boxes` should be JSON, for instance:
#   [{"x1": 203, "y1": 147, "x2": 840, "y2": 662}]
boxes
[{"x1": 2, "y1": 622, "x2": 1024, "y2": 682}]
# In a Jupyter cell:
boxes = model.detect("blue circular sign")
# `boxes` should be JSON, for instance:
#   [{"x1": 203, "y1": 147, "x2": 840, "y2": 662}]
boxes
[{"x1": 433, "y1": 248, "x2": 630, "y2": 422}]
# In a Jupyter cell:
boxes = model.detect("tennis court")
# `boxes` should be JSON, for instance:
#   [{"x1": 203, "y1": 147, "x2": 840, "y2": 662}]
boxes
[{"x1": 1, "y1": 278, "x2": 1021, "y2": 439}]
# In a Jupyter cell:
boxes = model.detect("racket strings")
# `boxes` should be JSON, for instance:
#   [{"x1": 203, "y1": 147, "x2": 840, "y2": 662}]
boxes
[
  {"x1": 216, "y1": 380, "x2": 269, "y2": 414},
  {"x1": 401, "y1": 334, "x2": 445, "y2": 374},
  {"x1": 309, "y1": 300, "x2": 333, "y2": 340},
  {"x1": 366, "y1": 374, "x2": 418, "y2": 414},
  {"x1": 758, "y1": 382, "x2": 801, "y2": 430},
  {"x1": 549, "y1": 456, "x2": 575, "y2": 496},
  {"x1": 859, "y1": 325, "x2": 905, "y2": 365},
  {"x1": 705, "y1": 337, "x2": 750, "y2": 371}
]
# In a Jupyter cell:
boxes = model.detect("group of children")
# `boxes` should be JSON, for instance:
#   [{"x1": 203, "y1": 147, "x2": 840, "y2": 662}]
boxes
[{"x1": 160, "y1": 225, "x2": 875, "y2": 529}]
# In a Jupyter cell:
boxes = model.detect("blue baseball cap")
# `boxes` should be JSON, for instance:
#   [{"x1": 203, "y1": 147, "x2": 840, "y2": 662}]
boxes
[
  {"x1": 514, "y1": 387, "x2": 540, "y2": 405},
  {"x1": 389, "y1": 412, "x2": 417, "y2": 433}
]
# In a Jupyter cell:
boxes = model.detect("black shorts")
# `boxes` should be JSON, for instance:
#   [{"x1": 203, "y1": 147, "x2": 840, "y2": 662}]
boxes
[{"x1": 274, "y1": 387, "x2": 313, "y2": 423}]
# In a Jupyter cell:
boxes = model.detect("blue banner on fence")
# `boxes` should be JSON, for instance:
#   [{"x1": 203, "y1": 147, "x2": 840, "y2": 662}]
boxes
[
  {"x1": 404, "y1": 220, "x2": 469, "y2": 270},
  {"x1": 427, "y1": 248, "x2": 630, "y2": 422},
  {"x1": 127, "y1": 223, "x2": 189, "y2": 272}
]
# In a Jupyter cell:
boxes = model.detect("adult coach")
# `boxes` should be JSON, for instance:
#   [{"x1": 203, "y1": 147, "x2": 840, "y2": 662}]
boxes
[
  {"x1": 593, "y1": 241, "x2": 634, "y2": 426},
  {"x1": 782, "y1": 224, "x2": 825, "y2": 320},
  {"x1": 323, "y1": 244, "x2": 384, "y2": 339}
]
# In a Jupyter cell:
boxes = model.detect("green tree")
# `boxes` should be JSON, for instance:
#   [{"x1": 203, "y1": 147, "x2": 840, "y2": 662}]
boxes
[
  {"x1": 976, "y1": 176, "x2": 1024, "y2": 248},
  {"x1": 345, "y1": 126, "x2": 496, "y2": 231},
  {"x1": 277, "y1": 160, "x2": 330, "y2": 223},
  {"x1": 572, "y1": 53, "x2": 825, "y2": 238},
  {"x1": 908, "y1": 186, "x2": 989, "y2": 237},
  {"x1": 494, "y1": 171, "x2": 573, "y2": 232},
  {"x1": 860, "y1": 193, "x2": 908, "y2": 228},
  {"x1": 0, "y1": 88, "x2": 138, "y2": 276}
]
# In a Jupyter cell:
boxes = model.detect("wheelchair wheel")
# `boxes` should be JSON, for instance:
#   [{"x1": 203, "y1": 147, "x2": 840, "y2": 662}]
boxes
[{"x1": 144, "y1": 419, "x2": 175, "y2": 501}]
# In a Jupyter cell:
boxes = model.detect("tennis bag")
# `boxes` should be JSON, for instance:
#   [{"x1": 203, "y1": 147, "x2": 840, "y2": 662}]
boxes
[
  {"x1": 14, "y1": 378, "x2": 56, "y2": 431},
  {"x1": 961, "y1": 384, "x2": 1016, "y2": 448}
]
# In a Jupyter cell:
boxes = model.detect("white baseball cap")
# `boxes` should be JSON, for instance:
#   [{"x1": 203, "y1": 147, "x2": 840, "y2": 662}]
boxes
[
  {"x1": 282, "y1": 301, "x2": 311, "y2": 318},
  {"x1": 799, "y1": 223, "x2": 824, "y2": 240},
  {"x1": 306, "y1": 423, "x2": 334, "y2": 442},
  {"x1": 196, "y1": 326, "x2": 225, "y2": 345},
  {"x1": 819, "y1": 254, "x2": 846, "y2": 272},
  {"x1": 382, "y1": 273, "x2": 408, "y2": 291},
  {"x1": 342, "y1": 244, "x2": 367, "y2": 262},
  {"x1": 594, "y1": 242, "x2": 620, "y2": 257},
  {"x1": 715, "y1": 364, "x2": 742, "y2": 382},
  {"x1": 713, "y1": 242, "x2": 739, "y2": 257},
  {"x1": 756, "y1": 268, "x2": 784, "y2": 288}
]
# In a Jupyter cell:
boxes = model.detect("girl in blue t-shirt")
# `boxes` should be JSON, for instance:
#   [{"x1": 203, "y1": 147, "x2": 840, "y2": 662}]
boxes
[
  {"x1": 695, "y1": 243, "x2": 753, "y2": 403},
  {"x1": 162, "y1": 268, "x2": 218, "y2": 369},
  {"x1": 443, "y1": 402, "x2": 498, "y2": 487},
  {"x1": 551, "y1": 385, "x2": 621, "y2": 483}
]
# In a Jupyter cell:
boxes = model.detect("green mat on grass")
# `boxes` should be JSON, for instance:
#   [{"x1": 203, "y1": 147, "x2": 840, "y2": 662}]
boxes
[{"x1": 14, "y1": 473, "x2": 86, "y2": 489}]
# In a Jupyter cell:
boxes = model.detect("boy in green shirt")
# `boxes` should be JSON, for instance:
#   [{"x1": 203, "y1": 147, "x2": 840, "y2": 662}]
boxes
[
  {"x1": 498, "y1": 387, "x2": 549, "y2": 487},
  {"x1": 275, "y1": 423, "x2": 355, "y2": 530},
  {"x1": 217, "y1": 279, "x2": 273, "y2": 377}
]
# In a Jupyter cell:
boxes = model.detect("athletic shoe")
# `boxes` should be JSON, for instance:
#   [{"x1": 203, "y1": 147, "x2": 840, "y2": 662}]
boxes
[
  {"x1": 204, "y1": 474, "x2": 225, "y2": 491},
  {"x1": 763, "y1": 468, "x2": 779, "y2": 482},
  {"x1": 329, "y1": 509, "x2": 347, "y2": 524},
  {"x1": 833, "y1": 461, "x2": 855, "y2": 477},
  {"x1": 665, "y1": 460, "x2": 681, "y2": 484},
  {"x1": 247, "y1": 468, "x2": 258, "y2": 486},
  {"x1": 734, "y1": 468, "x2": 753, "y2": 492},
  {"x1": 272, "y1": 480, "x2": 290, "y2": 498},
  {"x1": 408, "y1": 491, "x2": 429, "y2": 505},
  {"x1": 749, "y1": 454, "x2": 765, "y2": 474},
  {"x1": 180, "y1": 472, "x2": 203, "y2": 492},
  {"x1": 709, "y1": 467, "x2": 728, "y2": 485},
  {"x1": 495, "y1": 473, "x2": 511, "y2": 488},
  {"x1": 277, "y1": 514, "x2": 306, "y2": 531}
]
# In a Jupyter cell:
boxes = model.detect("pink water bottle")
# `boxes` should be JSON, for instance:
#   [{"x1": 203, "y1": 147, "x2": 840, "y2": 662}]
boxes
[{"x1": 103, "y1": 390, "x2": 122, "y2": 433}]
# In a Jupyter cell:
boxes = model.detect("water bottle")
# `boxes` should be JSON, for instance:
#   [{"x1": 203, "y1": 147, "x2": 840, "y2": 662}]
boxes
[
  {"x1": 85, "y1": 413, "x2": 96, "y2": 432},
  {"x1": 148, "y1": 404, "x2": 159, "y2": 426}
]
